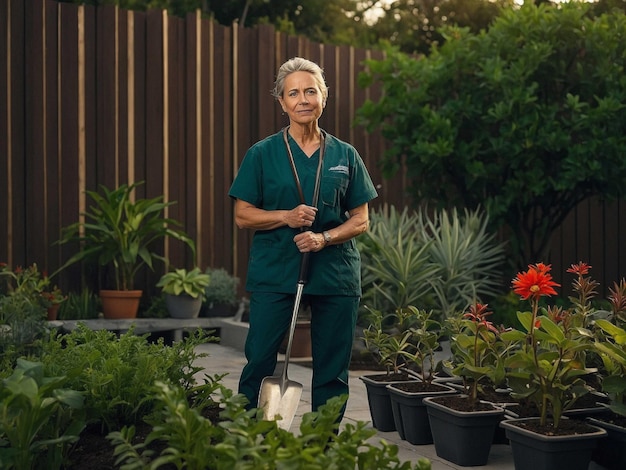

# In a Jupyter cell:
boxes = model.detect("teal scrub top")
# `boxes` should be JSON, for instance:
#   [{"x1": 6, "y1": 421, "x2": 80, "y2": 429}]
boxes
[{"x1": 229, "y1": 130, "x2": 378, "y2": 296}]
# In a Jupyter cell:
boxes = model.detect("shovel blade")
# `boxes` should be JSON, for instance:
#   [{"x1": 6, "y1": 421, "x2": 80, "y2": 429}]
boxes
[{"x1": 258, "y1": 376, "x2": 303, "y2": 430}]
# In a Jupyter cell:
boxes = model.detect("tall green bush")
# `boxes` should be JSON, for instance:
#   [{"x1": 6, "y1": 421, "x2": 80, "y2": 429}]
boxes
[{"x1": 357, "y1": 2, "x2": 626, "y2": 269}]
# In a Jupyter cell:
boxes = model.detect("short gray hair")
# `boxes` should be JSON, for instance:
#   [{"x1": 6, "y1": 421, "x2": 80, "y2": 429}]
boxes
[{"x1": 271, "y1": 57, "x2": 329, "y2": 104}]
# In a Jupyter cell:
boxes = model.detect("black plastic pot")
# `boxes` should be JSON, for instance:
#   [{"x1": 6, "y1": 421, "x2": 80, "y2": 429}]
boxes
[
  {"x1": 424, "y1": 395, "x2": 505, "y2": 466},
  {"x1": 387, "y1": 381, "x2": 457, "y2": 445},
  {"x1": 359, "y1": 374, "x2": 416, "y2": 432},
  {"x1": 588, "y1": 415, "x2": 626, "y2": 470},
  {"x1": 500, "y1": 417, "x2": 607, "y2": 470}
]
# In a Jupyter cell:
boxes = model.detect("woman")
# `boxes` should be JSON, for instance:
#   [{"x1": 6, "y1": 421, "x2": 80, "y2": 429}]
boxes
[{"x1": 229, "y1": 57, "x2": 378, "y2": 420}]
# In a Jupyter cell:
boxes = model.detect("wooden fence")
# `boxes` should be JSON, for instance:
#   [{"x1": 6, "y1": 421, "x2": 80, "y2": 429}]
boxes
[{"x1": 2, "y1": 0, "x2": 625, "y2": 298}]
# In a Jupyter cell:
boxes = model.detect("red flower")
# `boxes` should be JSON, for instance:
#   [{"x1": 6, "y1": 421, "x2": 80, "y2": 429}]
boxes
[
  {"x1": 566, "y1": 262, "x2": 591, "y2": 276},
  {"x1": 512, "y1": 263, "x2": 560, "y2": 301},
  {"x1": 463, "y1": 303, "x2": 499, "y2": 334}
]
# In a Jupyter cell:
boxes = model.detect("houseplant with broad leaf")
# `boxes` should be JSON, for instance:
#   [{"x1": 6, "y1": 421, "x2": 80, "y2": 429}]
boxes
[{"x1": 55, "y1": 182, "x2": 195, "y2": 318}]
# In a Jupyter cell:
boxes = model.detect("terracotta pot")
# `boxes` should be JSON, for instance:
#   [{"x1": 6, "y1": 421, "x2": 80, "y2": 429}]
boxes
[
  {"x1": 47, "y1": 303, "x2": 61, "y2": 321},
  {"x1": 99, "y1": 290, "x2": 142, "y2": 319}
]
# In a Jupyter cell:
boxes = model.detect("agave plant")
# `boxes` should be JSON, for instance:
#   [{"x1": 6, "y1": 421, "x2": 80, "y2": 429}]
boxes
[
  {"x1": 358, "y1": 204, "x2": 506, "y2": 321},
  {"x1": 423, "y1": 207, "x2": 507, "y2": 319}
]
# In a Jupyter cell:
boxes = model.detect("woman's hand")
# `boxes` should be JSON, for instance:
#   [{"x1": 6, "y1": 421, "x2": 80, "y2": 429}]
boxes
[
  {"x1": 294, "y1": 230, "x2": 326, "y2": 252},
  {"x1": 286, "y1": 204, "x2": 318, "y2": 229}
]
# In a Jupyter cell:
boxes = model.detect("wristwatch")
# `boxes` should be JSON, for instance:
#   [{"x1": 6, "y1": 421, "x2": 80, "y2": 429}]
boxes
[{"x1": 322, "y1": 231, "x2": 332, "y2": 245}]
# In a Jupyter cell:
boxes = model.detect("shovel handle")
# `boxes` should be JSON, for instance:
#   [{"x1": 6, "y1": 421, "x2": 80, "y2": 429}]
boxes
[{"x1": 298, "y1": 252, "x2": 311, "y2": 284}]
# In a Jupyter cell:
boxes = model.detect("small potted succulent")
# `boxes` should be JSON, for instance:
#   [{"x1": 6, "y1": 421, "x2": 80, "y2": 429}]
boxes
[
  {"x1": 41, "y1": 284, "x2": 67, "y2": 321},
  {"x1": 157, "y1": 267, "x2": 211, "y2": 319}
]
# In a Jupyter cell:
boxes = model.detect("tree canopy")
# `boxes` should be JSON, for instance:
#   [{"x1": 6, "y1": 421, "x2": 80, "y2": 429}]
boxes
[
  {"x1": 356, "y1": 2, "x2": 626, "y2": 270},
  {"x1": 59, "y1": 1, "x2": 626, "y2": 54}
]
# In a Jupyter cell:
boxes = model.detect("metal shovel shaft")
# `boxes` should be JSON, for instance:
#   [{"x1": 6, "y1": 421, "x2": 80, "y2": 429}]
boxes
[{"x1": 258, "y1": 253, "x2": 310, "y2": 429}]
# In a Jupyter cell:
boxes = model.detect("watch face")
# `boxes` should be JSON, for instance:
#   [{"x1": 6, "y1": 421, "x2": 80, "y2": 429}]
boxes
[{"x1": 324, "y1": 231, "x2": 331, "y2": 243}]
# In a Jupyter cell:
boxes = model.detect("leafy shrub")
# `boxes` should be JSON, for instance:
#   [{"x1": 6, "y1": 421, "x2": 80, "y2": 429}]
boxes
[
  {"x1": 203, "y1": 267, "x2": 240, "y2": 308},
  {"x1": 39, "y1": 325, "x2": 216, "y2": 431},
  {"x1": 109, "y1": 384, "x2": 432, "y2": 470},
  {"x1": 0, "y1": 359, "x2": 85, "y2": 470},
  {"x1": 0, "y1": 267, "x2": 53, "y2": 370}
]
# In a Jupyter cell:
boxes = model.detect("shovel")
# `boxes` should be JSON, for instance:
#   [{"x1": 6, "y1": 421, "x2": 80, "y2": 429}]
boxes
[{"x1": 258, "y1": 251, "x2": 311, "y2": 430}]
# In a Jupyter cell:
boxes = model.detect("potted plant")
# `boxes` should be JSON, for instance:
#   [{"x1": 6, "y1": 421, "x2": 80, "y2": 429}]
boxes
[
  {"x1": 499, "y1": 262, "x2": 607, "y2": 470},
  {"x1": 41, "y1": 284, "x2": 67, "y2": 321},
  {"x1": 359, "y1": 305, "x2": 419, "y2": 432},
  {"x1": 157, "y1": 267, "x2": 211, "y2": 319},
  {"x1": 590, "y1": 277, "x2": 626, "y2": 470},
  {"x1": 386, "y1": 306, "x2": 457, "y2": 445},
  {"x1": 0, "y1": 263, "x2": 66, "y2": 321},
  {"x1": 55, "y1": 182, "x2": 195, "y2": 319},
  {"x1": 423, "y1": 302, "x2": 506, "y2": 467},
  {"x1": 592, "y1": 317, "x2": 626, "y2": 470},
  {"x1": 201, "y1": 267, "x2": 239, "y2": 317}
]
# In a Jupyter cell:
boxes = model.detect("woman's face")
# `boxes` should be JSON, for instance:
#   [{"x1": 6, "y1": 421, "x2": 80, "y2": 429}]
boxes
[{"x1": 279, "y1": 71, "x2": 325, "y2": 126}]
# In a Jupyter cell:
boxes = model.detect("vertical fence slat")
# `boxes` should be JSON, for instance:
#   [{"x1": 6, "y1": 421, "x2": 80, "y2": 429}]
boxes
[
  {"x1": 131, "y1": 11, "x2": 147, "y2": 198},
  {"x1": 25, "y1": 0, "x2": 47, "y2": 267},
  {"x1": 185, "y1": 12, "x2": 199, "y2": 267},
  {"x1": 0, "y1": 0, "x2": 9, "y2": 265},
  {"x1": 43, "y1": 0, "x2": 62, "y2": 274},
  {"x1": 58, "y1": 2, "x2": 82, "y2": 287},
  {"x1": 7, "y1": 0, "x2": 26, "y2": 267},
  {"x1": 144, "y1": 9, "x2": 164, "y2": 202}
]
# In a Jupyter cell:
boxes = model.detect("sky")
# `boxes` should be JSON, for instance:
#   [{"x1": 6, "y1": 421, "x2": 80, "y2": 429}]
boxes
[{"x1": 363, "y1": 1, "x2": 595, "y2": 23}]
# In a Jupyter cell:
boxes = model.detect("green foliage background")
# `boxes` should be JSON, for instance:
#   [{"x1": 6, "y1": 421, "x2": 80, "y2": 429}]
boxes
[{"x1": 357, "y1": 2, "x2": 626, "y2": 270}]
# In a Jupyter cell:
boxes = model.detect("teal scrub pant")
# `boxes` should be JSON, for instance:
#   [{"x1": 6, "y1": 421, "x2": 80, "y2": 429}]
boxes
[{"x1": 238, "y1": 292, "x2": 359, "y2": 417}]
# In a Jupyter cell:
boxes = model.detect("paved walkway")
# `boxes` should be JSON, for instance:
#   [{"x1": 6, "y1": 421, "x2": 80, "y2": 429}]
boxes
[{"x1": 193, "y1": 341, "x2": 518, "y2": 469}]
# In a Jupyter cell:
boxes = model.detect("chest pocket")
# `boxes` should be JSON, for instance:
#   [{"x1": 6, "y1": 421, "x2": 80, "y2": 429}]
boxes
[{"x1": 321, "y1": 176, "x2": 348, "y2": 208}]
